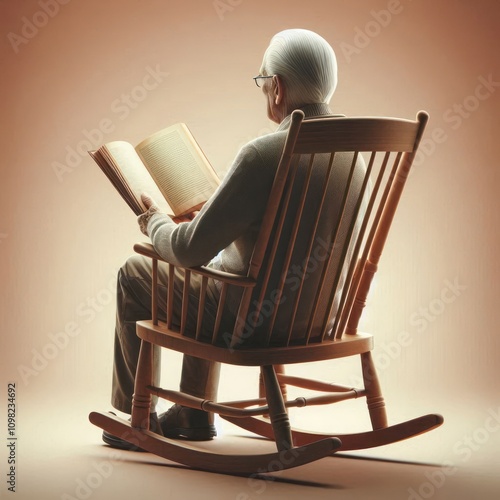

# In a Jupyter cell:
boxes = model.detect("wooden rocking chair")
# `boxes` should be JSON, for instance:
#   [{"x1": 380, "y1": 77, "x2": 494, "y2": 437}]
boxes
[{"x1": 90, "y1": 109, "x2": 443, "y2": 474}]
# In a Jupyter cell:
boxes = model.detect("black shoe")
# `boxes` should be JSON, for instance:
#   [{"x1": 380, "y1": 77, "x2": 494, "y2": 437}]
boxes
[
  {"x1": 101, "y1": 412, "x2": 163, "y2": 452},
  {"x1": 159, "y1": 404, "x2": 217, "y2": 441}
]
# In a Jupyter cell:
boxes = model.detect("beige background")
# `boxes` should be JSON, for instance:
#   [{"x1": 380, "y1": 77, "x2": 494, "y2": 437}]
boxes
[{"x1": 0, "y1": 0, "x2": 499, "y2": 498}]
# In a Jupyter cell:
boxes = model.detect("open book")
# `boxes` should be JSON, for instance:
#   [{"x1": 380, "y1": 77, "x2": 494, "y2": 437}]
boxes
[{"x1": 89, "y1": 123, "x2": 220, "y2": 216}]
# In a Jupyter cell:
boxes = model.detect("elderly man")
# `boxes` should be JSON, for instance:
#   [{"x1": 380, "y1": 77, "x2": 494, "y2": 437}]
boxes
[{"x1": 104, "y1": 28, "x2": 342, "y2": 450}]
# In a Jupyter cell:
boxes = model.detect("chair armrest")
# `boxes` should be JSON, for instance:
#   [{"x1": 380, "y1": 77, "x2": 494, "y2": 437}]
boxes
[
  {"x1": 134, "y1": 242, "x2": 162, "y2": 260},
  {"x1": 133, "y1": 242, "x2": 256, "y2": 288}
]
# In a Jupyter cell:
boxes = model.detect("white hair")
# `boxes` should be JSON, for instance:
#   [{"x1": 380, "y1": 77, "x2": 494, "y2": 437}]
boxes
[{"x1": 260, "y1": 29, "x2": 338, "y2": 110}]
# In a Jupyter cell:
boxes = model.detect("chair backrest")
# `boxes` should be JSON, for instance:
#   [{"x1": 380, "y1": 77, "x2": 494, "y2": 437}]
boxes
[{"x1": 222, "y1": 109, "x2": 428, "y2": 349}]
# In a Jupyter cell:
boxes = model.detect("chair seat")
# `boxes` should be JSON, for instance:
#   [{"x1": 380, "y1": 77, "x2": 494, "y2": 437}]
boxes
[{"x1": 136, "y1": 319, "x2": 373, "y2": 366}]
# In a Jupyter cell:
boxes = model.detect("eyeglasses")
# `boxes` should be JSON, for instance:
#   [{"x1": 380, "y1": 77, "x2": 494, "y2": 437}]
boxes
[{"x1": 253, "y1": 75, "x2": 274, "y2": 88}]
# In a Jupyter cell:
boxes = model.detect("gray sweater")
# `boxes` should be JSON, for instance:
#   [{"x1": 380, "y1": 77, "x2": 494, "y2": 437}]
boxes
[{"x1": 147, "y1": 103, "x2": 335, "y2": 275}]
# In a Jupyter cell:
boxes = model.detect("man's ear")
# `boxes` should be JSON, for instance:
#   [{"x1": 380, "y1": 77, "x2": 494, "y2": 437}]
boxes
[{"x1": 273, "y1": 75, "x2": 284, "y2": 105}]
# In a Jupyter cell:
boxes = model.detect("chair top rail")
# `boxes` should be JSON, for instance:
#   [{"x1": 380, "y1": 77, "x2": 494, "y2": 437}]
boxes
[{"x1": 293, "y1": 113, "x2": 426, "y2": 154}]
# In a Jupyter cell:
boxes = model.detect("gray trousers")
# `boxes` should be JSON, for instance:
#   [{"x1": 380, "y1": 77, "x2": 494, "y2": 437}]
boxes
[{"x1": 111, "y1": 254, "x2": 221, "y2": 414}]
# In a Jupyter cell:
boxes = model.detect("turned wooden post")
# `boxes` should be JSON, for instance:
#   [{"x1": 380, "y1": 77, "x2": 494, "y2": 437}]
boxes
[
  {"x1": 259, "y1": 364, "x2": 288, "y2": 401},
  {"x1": 261, "y1": 365, "x2": 293, "y2": 450},
  {"x1": 131, "y1": 340, "x2": 153, "y2": 429},
  {"x1": 361, "y1": 351, "x2": 388, "y2": 430}
]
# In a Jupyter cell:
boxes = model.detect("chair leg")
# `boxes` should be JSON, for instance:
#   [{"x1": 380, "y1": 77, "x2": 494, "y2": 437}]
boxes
[
  {"x1": 259, "y1": 364, "x2": 288, "y2": 400},
  {"x1": 131, "y1": 339, "x2": 153, "y2": 429},
  {"x1": 361, "y1": 351, "x2": 388, "y2": 430},
  {"x1": 261, "y1": 365, "x2": 293, "y2": 451}
]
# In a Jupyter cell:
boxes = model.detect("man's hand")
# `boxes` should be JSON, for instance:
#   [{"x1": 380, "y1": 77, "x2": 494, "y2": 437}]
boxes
[{"x1": 137, "y1": 193, "x2": 160, "y2": 235}]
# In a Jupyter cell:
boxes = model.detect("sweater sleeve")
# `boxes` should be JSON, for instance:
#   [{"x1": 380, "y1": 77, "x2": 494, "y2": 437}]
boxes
[{"x1": 146, "y1": 140, "x2": 274, "y2": 268}]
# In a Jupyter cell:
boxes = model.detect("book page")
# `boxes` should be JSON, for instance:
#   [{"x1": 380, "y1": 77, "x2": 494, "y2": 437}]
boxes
[
  {"x1": 101, "y1": 142, "x2": 172, "y2": 215},
  {"x1": 135, "y1": 124, "x2": 220, "y2": 216}
]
